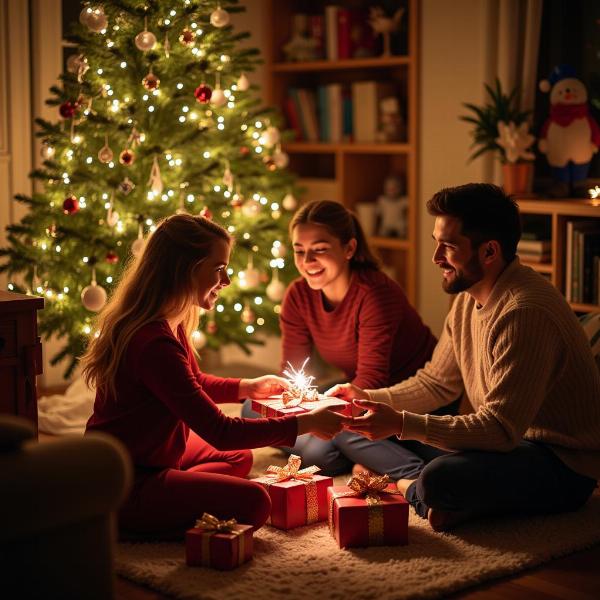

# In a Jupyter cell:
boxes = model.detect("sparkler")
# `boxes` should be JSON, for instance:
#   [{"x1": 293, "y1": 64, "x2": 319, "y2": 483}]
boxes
[{"x1": 281, "y1": 357, "x2": 319, "y2": 406}]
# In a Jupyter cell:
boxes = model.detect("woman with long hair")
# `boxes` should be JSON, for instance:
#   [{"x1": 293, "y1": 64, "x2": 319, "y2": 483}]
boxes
[
  {"x1": 243, "y1": 200, "x2": 437, "y2": 478},
  {"x1": 82, "y1": 214, "x2": 344, "y2": 538}
]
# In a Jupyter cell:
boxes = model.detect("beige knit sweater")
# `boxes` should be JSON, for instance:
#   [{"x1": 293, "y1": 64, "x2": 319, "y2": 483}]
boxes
[{"x1": 367, "y1": 259, "x2": 600, "y2": 480}]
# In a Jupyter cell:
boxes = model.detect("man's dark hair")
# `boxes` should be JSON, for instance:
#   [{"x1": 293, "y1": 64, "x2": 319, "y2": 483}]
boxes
[{"x1": 426, "y1": 183, "x2": 521, "y2": 262}]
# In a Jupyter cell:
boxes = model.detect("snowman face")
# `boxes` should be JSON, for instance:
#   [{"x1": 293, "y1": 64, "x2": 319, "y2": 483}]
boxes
[{"x1": 550, "y1": 78, "x2": 588, "y2": 105}]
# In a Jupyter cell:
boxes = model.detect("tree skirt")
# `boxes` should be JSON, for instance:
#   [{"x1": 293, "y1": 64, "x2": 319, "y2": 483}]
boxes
[{"x1": 116, "y1": 446, "x2": 600, "y2": 600}]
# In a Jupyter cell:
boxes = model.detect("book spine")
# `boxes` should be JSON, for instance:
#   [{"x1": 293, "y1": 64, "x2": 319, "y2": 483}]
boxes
[
  {"x1": 337, "y1": 8, "x2": 351, "y2": 60},
  {"x1": 342, "y1": 90, "x2": 353, "y2": 141},
  {"x1": 288, "y1": 89, "x2": 306, "y2": 140},
  {"x1": 317, "y1": 86, "x2": 330, "y2": 142},
  {"x1": 328, "y1": 84, "x2": 343, "y2": 143},
  {"x1": 308, "y1": 15, "x2": 325, "y2": 60},
  {"x1": 325, "y1": 6, "x2": 338, "y2": 61},
  {"x1": 566, "y1": 221, "x2": 573, "y2": 302}
]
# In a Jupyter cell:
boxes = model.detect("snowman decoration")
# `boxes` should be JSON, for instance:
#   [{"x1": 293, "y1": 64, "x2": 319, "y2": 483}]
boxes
[{"x1": 538, "y1": 65, "x2": 600, "y2": 196}]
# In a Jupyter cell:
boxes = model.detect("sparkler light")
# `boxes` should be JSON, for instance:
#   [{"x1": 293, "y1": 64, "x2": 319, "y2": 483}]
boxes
[{"x1": 281, "y1": 357, "x2": 319, "y2": 406}]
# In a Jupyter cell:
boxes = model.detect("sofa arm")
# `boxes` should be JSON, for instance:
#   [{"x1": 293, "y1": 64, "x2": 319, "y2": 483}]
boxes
[{"x1": 0, "y1": 425, "x2": 132, "y2": 542}]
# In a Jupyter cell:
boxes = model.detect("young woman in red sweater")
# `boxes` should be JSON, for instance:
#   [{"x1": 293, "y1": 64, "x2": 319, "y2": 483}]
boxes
[
  {"x1": 82, "y1": 214, "x2": 343, "y2": 538},
  {"x1": 243, "y1": 200, "x2": 437, "y2": 477}
]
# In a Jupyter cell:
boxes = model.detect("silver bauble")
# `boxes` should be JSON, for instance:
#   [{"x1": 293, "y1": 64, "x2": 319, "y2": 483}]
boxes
[
  {"x1": 282, "y1": 193, "x2": 298, "y2": 211},
  {"x1": 81, "y1": 282, "x2": 107, "y2": 312},
  {"x1": 135, "y1": 30, "x2": 157, "y2": 51},
  {"x1": 266, "y1": 279, "x2": 286, "y2": 302},
  {"x1": 85, "y1": 9, "x2": 108, "y2": 33},
  {"x1": 211, "y1": 88, "x2": 227, "y2": 107},
  {"x1": 210, "y1": 7, "x2": 230, "y2": 28}
]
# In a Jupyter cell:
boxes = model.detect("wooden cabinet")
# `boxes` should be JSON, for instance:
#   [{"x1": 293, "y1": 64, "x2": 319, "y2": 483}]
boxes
[
  {"x1": 517, "y1": 198, "x2": 600, "y2": 313},
  {"x1": 0, "y1": 291, "x2": 44, "y2": 434},
  {"x1": 264, "y1": 0, "x2": 419, "y2": 302}
]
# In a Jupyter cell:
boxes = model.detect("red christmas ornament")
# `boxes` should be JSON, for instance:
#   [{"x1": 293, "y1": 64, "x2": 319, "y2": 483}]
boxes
[
  {"x1": 105, "y1": 251, "x2": 119, "y2": 264},
  {"x1": 179, "y1": 28, "x2": 196, "y2": 46},
  {"x1": 119, "y1": 148, "x2": 135, "y2": 166},
  {"x1": 59, "y1": 100, "x2": 79, "y2": 119},
  {"x1": 142, "y1": 72, "x2": 160, "y2": 91},
  {"x1": 239, "y1": 146, "x2": 250, "y2": 156},
  {"x1": 62, "y1": 195, "x2": 80, "y2": 215},
  {"x1": 199, "y1": 206, "x2": 212, "y2": 219},
  {"x1": 194, "y1": 83, "x2": 212, "y2": 104},
  {"x1": 207, "y1": 321, "x2": 218, "y2": 334}
]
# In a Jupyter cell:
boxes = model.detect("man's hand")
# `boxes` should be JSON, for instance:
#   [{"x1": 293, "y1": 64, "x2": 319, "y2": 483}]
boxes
[
  {"x1": 344, "y1": 399, "x2": 404, "y2": 440},
  {"x1": 297, "y1": 406, "x2": 350, "y2": 440},
  {"x1": 325, "y1": 382, "x2": 370, "y2": 402},
  {"x1": 239, "y1": 375, "x2": 289, "y2": 400}
]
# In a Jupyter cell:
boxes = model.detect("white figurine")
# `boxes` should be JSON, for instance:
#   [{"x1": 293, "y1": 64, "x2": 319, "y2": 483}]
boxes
[
  {"x1": 376, "y1": 96, "x2": 405, "y2": 142},
  {"x1": 282, "y1": 14, "x2": 319, "y2": 62},
  {"x1": 376, "y1": 176, "x2": 408, "y2": 238},
  {"x1": 368, "y1": 6, "x2": 405, "y2": 56}
]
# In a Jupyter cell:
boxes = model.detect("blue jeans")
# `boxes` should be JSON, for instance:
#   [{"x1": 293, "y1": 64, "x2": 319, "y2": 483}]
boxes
[
  {"x1": 241, "y1": 399, "x2": 450, "y2": 479},
  {"x1": 405, "y1": 440, "x2": 597, "y2": 519}
]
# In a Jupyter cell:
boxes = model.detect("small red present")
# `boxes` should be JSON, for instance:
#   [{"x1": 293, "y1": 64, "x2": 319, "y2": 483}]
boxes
[
  {"x1": 252, "y1": 454, "x2": 333, "y2": 529},
  {"x1": 185, "y1": 513, "x2": 253, "y2": 570},
  {"x1": 251, "y1": 395, "x2": 355, "y2": 418},
  {"x1": 328, "y1": 472, "x2": 409, "y2": 548}
]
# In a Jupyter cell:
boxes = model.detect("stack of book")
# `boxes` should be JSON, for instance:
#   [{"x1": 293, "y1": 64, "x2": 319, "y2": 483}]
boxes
[
  {"x1": 565, "y1": 221, "x2": 600, "y2": 305},
  {"x1": 517, "y1": 239, "x2": 551, "y2": 264}
]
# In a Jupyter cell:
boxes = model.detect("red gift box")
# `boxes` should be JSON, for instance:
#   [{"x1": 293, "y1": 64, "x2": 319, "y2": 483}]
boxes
[
  {"x1": 328, "y1": 474, "x2": 409, "y2": 548},
  {"x1": 252, "y1": 455, "x2": 333, "y2": 529},
  {"x1": 185, "y1": 513, "x2": 253, "y2": 570},
  {"x1": 251, "y1": 395, "x2": 355, "y2": 418}
]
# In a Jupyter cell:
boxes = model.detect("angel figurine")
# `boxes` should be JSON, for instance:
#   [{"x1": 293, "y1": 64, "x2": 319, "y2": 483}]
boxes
[{"x1": 368, "y1": 6, "x2": 405, "y2": 56}]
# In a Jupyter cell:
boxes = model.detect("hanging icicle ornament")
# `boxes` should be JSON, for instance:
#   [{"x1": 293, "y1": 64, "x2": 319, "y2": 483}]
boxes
[
  {"x1": 40, "y1": 142, "x2": 55, "y2": 160},
  {"x1": 135, "y1": 17, "x2": 157, "y2": 51},
  {"x1": 80, "y1": 6, "x2": 108, "y2": 33},
  {"x1": 210, "y1": 5, "x2": 230, "y2": 28},
  {"x1": 261, "y1": 126, "x2": 281, "y2": 148},
  {"x1": 241, "y1": 303, "x2": 256, "y2": 324},
  {"x1": 236, "y1": 73, "x2": 250, "y2": 91},
  {"x1": 106, "y1": 192, "x2": 119, "y2": 227},
  {"x1": 179, "y1": 27, "x2": 196, "y2": 47},
  {"x1": 62, "y1": 195, "x2": 80, "y2": 215},
  {"x1": 66, "y1": 54, "x2": 89, "y2": 82},
  {"x1": 194, "y1": 83, "x2": 212, "y2": 104},
  {"x1": 222, "y1": 162, "x2": 234, "y2": 192},
  {"x1": 282, "y1": 193, "x2": 298, "y2": 211},
  {"x1": 211, "y1": 73, "x2": 227, "y2": 107},
  {"x1": 142, "y1": 69, "x2": 160, "y2": 91},
  {"x1": 119, "y1": 148, "x2": 135, "y2": 166},
  {"x1": 97, "y1": 134, "x2": 113, "y2": 164},
  {"x1": 81, "y1": 267, "x2": 108, "y2": 312},
  {"x1": 192, "y1": 329, "x2": 207, "y2": 350},
  {"x1": 238, "y1": 256, "x2": 260, "y2": 289},
  {"x1": 163, "y1": 32, "x2": 171, "y2": 58},
  {"x1": 131, "y1": 223, "x2": 145, "y2": 257},
  {"x1": 273, "y1": 144, "x2": 290, "y2": 169},
  {"x1": 266, "y1": 269, "x2": 286, "y2": 302},
  {"x1": 118, "y1": 177, "x2": 135, "y2": 195},
  {"x1": 147, "y1": 155, "x2": 163, "y2": 196}
]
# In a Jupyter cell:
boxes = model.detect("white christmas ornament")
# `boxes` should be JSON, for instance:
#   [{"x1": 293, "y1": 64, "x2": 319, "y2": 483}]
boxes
[
  {"x1": 135, "y1": 19, "x2": 157, "y2": 51},
  {"x1": 266, "y1": 271, "x2": 286, "y2": 302},
  {"x1": 192, "y1": 329, "x2": 207, "y2": 350},
  {"x1": 211, "y1": 87, "x2": 227, "y2": 107},
  {"x1": 66, "y1": 54, "x2": 89, "y2": 82},
  {"x1": 82, "y1": 7, "x2": 108, "y2": 32},
  {"x1": 261, "y1": 126, "x2": 280, "y2": 148},
  {"x1": 81, "y1": 281, "x2": 107, "y2": 312},
  {"x1": 282, "y1": 193, "x2": 298, "y2": 211},
  {"x1": 148, "y1": 155, "x2": 163, "y2": 195},
  {"x1": 236, "y1": 73, "x2": 250, "y2": 91},
  {"x1": 210, "y1": 6, "x2": 230, "y2": 28}
]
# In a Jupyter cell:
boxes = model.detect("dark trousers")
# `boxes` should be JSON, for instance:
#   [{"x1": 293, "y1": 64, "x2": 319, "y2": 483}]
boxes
[{"x1": 405, "y1": 440, "x2": 597, "y2": 519}]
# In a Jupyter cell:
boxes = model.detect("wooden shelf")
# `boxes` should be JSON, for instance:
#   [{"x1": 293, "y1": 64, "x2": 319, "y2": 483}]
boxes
[
  {"x1": 369, "y1": 236, "x2": 411, "y2": 250},
  {"x1": 518, "y1": 198, "x2": 600, "y2": 217},
  {"x1": 270, "y1": 55, "x2": 411, "y2": 73},
  {"x1": 283, "y1": 142, "x2": 411, "y2": 154},
  {"x1": 570, "y1": 302, "x2": 600, "y2": 313},
  {"x1": 522, "y1": 261, "x2": 554, "y2": 274}
]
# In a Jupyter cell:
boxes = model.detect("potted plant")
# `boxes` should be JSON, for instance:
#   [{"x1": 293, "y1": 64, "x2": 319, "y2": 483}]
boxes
[{"x1": 460, "y1": 79, "x2": 536, "y2": 194}]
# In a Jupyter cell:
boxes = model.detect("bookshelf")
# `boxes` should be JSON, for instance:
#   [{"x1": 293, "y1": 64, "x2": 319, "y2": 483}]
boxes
[
  {"x1": 264, "y1": 0, "x2": 419, "y2": 303},
  {"x1": 517, "y1": 198, "x2": 600, "y2": 313}
]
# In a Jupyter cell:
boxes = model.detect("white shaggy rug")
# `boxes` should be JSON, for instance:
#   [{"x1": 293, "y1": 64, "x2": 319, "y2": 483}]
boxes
[{"x1": 116, "y1": 444, "x2": 600, "y2": 600}]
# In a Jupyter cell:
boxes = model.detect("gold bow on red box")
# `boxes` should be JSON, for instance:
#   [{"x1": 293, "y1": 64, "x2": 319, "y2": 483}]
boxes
[
  {"x1": 265, "y1": 454, "x2": 320, "y2": 482},
  {"x1": 193, "y1": 512, "x2": 246, "y2": 567}
]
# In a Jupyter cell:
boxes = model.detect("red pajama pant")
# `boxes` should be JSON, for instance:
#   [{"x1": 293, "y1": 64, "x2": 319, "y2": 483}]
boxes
[{"x1": 119, "y1": 431, "x2": 271, "y2": 536}]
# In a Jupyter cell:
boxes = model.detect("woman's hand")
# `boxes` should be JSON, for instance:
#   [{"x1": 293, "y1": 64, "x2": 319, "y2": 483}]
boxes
[
  {"x1": 297, "y1": 406, "x2": 349, "y2": 440},
  {"x1": 344, "y1": 399, "x2": 404, "y2": 440},
  {"x1": 239, "y1": 375, "x2": 289, "y2": 400},
  {"x1": 325, "y1": 382, "x2": 370, "y2": 402}
]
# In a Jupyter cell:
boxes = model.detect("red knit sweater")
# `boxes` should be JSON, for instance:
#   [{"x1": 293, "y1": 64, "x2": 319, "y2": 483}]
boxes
[
  {"x1": 86, "y1": 321, "x2": 298, "y2": 469},
  {"x1": 280, "y1": 269, "x2": 437, "y2": 388}
]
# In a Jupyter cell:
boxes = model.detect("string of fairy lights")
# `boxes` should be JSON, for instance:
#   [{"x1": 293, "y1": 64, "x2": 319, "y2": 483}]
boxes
[{"x1": 4, "y1": 1, "x2": 299, "y2": 367}]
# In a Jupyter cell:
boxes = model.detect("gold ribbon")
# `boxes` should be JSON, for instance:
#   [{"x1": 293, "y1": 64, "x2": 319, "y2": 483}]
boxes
[
  {"x1": 329, "y1": 472, "x2": 402, "y2": 545},
  {"x1": 194, "y1": 512, "x2": 246, "y2": 567},
  {"x1": 256, "y1": 455, "x2": 321, "y2": 525}
]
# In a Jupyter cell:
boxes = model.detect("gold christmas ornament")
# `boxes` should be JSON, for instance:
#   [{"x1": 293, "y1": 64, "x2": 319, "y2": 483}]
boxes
[
  {"x1": 210, "y1": 6, "x2": 230, "y2": 28},
  {"x1": 98, "y1": 136, "x2": 113, "y2": 163},
  {"x1": 119, "y1": 148, "x2": 135, "y2": 166},
  {"x1": 135, "y1": 19, "x2": 157, "y2": 51},
  {"x1": 282, "y1": 193, "x2": 298, "y2": 211}
]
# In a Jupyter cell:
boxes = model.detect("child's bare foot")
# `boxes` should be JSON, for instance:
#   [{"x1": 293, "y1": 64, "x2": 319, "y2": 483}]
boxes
[
  {"x1": 396, "y1": 478, "x2": 416, "y2": 496},
  {"x1": 427, "y1": 508, "x2": 473, "y2": 532}
]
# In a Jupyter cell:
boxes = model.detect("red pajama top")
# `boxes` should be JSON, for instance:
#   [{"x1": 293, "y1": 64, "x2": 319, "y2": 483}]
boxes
[
  {"x1": 86, "y1": 321, "x2": 298, "y2": 469},
  {"x1": 280, "y1": 269, "x2": 437, "y2": 388}
]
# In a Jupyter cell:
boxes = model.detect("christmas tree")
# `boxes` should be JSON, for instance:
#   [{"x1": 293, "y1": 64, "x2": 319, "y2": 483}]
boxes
[{"x1": 0, "y1": 0, "x2": 298, "y2": 377}]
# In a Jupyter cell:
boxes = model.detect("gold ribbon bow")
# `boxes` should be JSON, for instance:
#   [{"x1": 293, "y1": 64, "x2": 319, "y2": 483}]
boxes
[
  {"x1": 193, "y1": 512, "x2": 246, "y2": 567},
  {"x1": 265, "y1": 454, "x2": 320, "y2": 482},
  {"x1": 329, "y1": 472, "x2": 402, "y2": 545}
]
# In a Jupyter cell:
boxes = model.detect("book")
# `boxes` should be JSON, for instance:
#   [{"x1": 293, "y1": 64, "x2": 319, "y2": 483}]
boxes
[
  {"x1": 566, "y1": 221, "x2": 574, "y2": 302},
  {"x1": 518, "y1": 239, "x2": 551, "y2": 253},
  {"x1": 349, "y1": 8, "x2": 376, "y2": 58},
  {"x1": 351, "y1": 81, "x2": 397, "y2": 143},
  {"x1": 519, "y1": 252, "x2": 551, "y2": 264},
  {"x1": 308, "y1": 15, "x2": 325, "y2": 60},
  {"x1": 317, "y1": 86, "x2": 330, "y2": 142},
  {"x1": 287, "y1": 88, "x2": 306, "y2": 140},
  {"x1": 324, "y1": 5, "x2": 339, "y2": 61},
  {"x1": 327, "y1": 83, "x2": 343, "y2": 143},
  {"x1": 337, "y1": 7, "x2": 351, "y2": 59},
  {"x1": 342, "y1": 90, "x2": 353, "y2": 141},
  {"x1": 284, "y1": 96, "x2": 303, "y2": 141},
  {"x1": 297, "y1": 88, "x2": 320, "y2": 142}
]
